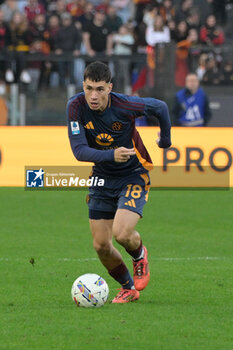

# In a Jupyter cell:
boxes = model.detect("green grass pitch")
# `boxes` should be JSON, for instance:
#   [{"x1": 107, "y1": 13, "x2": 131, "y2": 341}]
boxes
[{"x1": 0, "y1": 188, "x2": 232, "y2": 350}]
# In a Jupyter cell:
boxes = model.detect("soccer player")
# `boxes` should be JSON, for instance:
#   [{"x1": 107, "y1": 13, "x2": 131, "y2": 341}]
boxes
[{"x1": 67, "y1": 61, "x2": 171, "y2": 303}]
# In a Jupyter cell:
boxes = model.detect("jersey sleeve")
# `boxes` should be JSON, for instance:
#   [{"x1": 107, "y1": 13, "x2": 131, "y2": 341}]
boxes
[
  {"x1": 113, "y1": 93, "x2": 171, "y2": 148},
  {"x1": 67, "y1": 99, "x2": 115, "y2": 163},
  {"x1": 142, "y1": 97, "x2": 171, "y2": 148}
]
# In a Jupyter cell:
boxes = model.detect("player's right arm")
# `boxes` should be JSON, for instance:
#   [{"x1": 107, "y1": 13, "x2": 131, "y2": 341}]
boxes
[
  {"x1": 68, "y1": 123, "x2": 134, "y2": 163},
  {"x1": 67, "y1": 97, "x2": 114, "y2": 163},
  {"x1": 68, "y1": 122, "x2": 115, "y2": 163}
]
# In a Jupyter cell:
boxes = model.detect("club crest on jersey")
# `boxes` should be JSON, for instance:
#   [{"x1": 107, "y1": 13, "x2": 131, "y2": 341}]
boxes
[
  {"x1": 70, "y1": 121, "x2": 80, "y2": 135},
  {"x1": 96, "y1": 133, "x2": 114, "y2": 146},
  {"x1": 112, "y1": 121, "x2": 123, "y2": 131}
]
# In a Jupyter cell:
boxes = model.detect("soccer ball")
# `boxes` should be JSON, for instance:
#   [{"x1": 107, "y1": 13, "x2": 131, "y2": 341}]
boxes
[{"x1": 71, "y1": 273, "x2": 109, "y2": 308}]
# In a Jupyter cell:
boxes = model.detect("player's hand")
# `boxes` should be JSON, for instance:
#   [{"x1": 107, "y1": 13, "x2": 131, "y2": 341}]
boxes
[
  {"x1": 114, "y1": 147, "x2": 136, "y2": 162},
  {"x1": 156, "y1": 131, "x2": 161, "y2": 146},
  {"x1": 156, "y1": 131, "x2": 171, "y2": 148}
]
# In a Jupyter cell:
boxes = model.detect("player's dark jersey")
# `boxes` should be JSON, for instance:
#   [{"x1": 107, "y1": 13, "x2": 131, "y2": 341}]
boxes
[{"x1": 67, "y1": 92, "x2": 171, "y2": 177}]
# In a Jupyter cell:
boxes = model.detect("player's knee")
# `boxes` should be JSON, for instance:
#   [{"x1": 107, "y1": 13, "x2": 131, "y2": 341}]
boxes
[
  {"x1": 113, "y1": 228, "x2": 132, "y2": 246},
  {"x1": 93, "y1": 240, "x2": 112, "y2": 256}
]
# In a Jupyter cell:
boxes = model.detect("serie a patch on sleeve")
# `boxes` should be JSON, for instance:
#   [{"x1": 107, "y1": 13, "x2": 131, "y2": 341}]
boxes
[{"x1": 70, "y1": 121, "x2": 80, "y2": 135}]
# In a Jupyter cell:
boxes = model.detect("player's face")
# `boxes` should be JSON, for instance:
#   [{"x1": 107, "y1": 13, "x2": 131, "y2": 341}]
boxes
[{"x1": 83, "y1": 79, "x2": 112, "y2": 112}]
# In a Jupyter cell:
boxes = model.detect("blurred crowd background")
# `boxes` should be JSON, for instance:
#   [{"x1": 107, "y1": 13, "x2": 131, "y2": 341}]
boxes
[{"x1": 0, "y1": 0, "x2": 233, "y2": 125}]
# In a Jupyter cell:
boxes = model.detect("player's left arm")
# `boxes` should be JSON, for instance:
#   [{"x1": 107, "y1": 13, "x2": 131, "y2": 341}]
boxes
[
  {"x1": 120, "y1": 94, "x2": 171, "y2": 147},
  {"x1": 142, "y1": 97, "x2": 172, "y2": 148}
]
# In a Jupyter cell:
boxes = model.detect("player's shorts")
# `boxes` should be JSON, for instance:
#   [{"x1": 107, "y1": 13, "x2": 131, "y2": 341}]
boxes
[{"x1": 87, "y1": 172, "x2": 150, "y2": 220}]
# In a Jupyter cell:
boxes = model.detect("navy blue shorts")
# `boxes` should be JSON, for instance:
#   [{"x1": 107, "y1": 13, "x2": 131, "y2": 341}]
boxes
[{"x1": 87, "y1": 173, "x2": 150, "y2": 219}]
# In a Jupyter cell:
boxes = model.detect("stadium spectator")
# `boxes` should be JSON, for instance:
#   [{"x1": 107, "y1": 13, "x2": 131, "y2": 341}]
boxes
[
  {"x1": 24, "y1": 0, "x2": 45, "y2": 23},
  {"x1": 0, "y1": 0, "x2": 19, "y2": 22},
  {"x1": 45, "y1": 0, "x2": 58, "y2": 16},
  {"x1": 29, "y1": 13, "x2": 51, "y2": 88},
  {"x1": 54, "y1": 12, "x2": 82, "y2": 86},
  {"x1": 28, "y1": 39, "x2": 44, "y2": 92},
  {"x1": 8, "y1": 11, "x2": 32, "y2": 83},
  {"x1": 113, "y1": 24, "x2": 134, "y2": 93},
  {"x1": 186, "y1": 28, "x2": 201, "y2": 71},
  {"x1": 134, "y1": 0, "x2": 151, "y2": 24},
  {"x1": 175, "y1": 0, "x2": 194, "y2": 23},
  {"x1": 172, "y1": 72, "x2": 212, "y2": 126},
  {"x1": 143, "y1": 4, "x2": 158, "y2": 27},
  {"x1": 45, "y1": 14, "x2": 61, "y2": 87},
  {"x1": 175, "y1": 27, "x2": 200, "y2": 65},
  {"x1": 194, "y1": 0, "x2": 212, "y2": 25},
  {"x1": 187, "y1": 27, "x2": 199, "y2": 45},
  {"x1": 145, "y1": 15, "x2": 171, "y2": 88},
  {"x1": 202, "y1": 55, "x2": 221, "y2": 85},
  {"x1": 145, "y1": 14, "x2": 171, "y2": 47},
  {"x1": 209, "y1": 0, "x2": 227, "y2": 25},
  {"x1": 173, "y1": 20, "x2": 189, "y2": 86},
  {"x1": 83, "y1": 8, "x2": 113, "y2": 57},
  {"x1": 173, "y1": 20, "x2": 188, "y2": 43},
  {"x1": 0, "y1": 8, "x2": 13, "y2": 82},
  {"x1": 113, "y1": 24, "x2": 134, "y2": 55},
  {"x1": 200, "y1": 14, "x2": 225, "y2": 46},
  {"x1": 220, "y1": 60, "x2": 233, "y2": 85},
  {"x1": 196, "y1": 53, "x2": 208, "y2": 80},
  {"x1": 66, "y1": 0, "x2": 86, "y2": 19},
  {"x1": 167, "y1": 18, "x2": 176, "y2": 40},
  {"x1": 186, "y1": 8, "x2": 201, "y2": 31},
  {"x1": 111, "y1": 0, "x2": 132, "y2": 23},
  {"x1": 104, "y1": 5, "x2": 122, "y2": 33},
  {"x1": 76, "y1": 2, "x2": 94, "y2": 29},
  {"x1": 95, "y1": 1, "x2": 110, "y2": 15},
  {"x1": 47, "y1": 14, "x2": 60, "y2": 51},
  {"x1": 18, "y1": 1, "x2": 28, "y2": 14},
  {"x1": 30, "y1": 13, "x2": 50, "y2": 54},
  {"x1": 51, "y1": 0, "x2": 67, "y2": 20},
  {"x1": 39, "y1": 0, "x2": 50, "y2": 11},
  {"x1": 134, "y1": 17, "x2": 147, "y2": 51},
  {"x1": 54, "y1": 12, "x2": 82, "y2": 56},
  {"x1": 158, "y1": 0, "x2": 175, "y2": 24}
]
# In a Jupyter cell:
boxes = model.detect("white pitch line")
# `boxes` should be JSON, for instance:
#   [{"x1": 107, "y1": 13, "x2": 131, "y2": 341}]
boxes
[
  {"x1": 152, "y1": 257, "x2": 225, "y2": 261},
  {"x1": 0, "y1": 256, "x2": 228, "y2": 262},
  {"x1": 58, "y1": 256, "x2": 226, "y2": 262}
]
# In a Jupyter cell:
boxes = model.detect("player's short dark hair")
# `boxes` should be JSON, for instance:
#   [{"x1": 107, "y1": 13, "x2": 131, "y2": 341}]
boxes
[{"x1": 84, "y1": 61, "x2": 112, "y2": 83}]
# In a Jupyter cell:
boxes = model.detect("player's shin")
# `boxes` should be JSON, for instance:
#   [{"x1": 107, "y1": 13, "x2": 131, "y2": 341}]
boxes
[
  {"x1": 94, "y1": 242, "x2": 135, "y2": 290},
  {"x1": 108, "y1": 262, "x2": 135, "y2": 290},
  {"x1": 93, "y1": 241, "x2": 123, "y2": 270}
]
